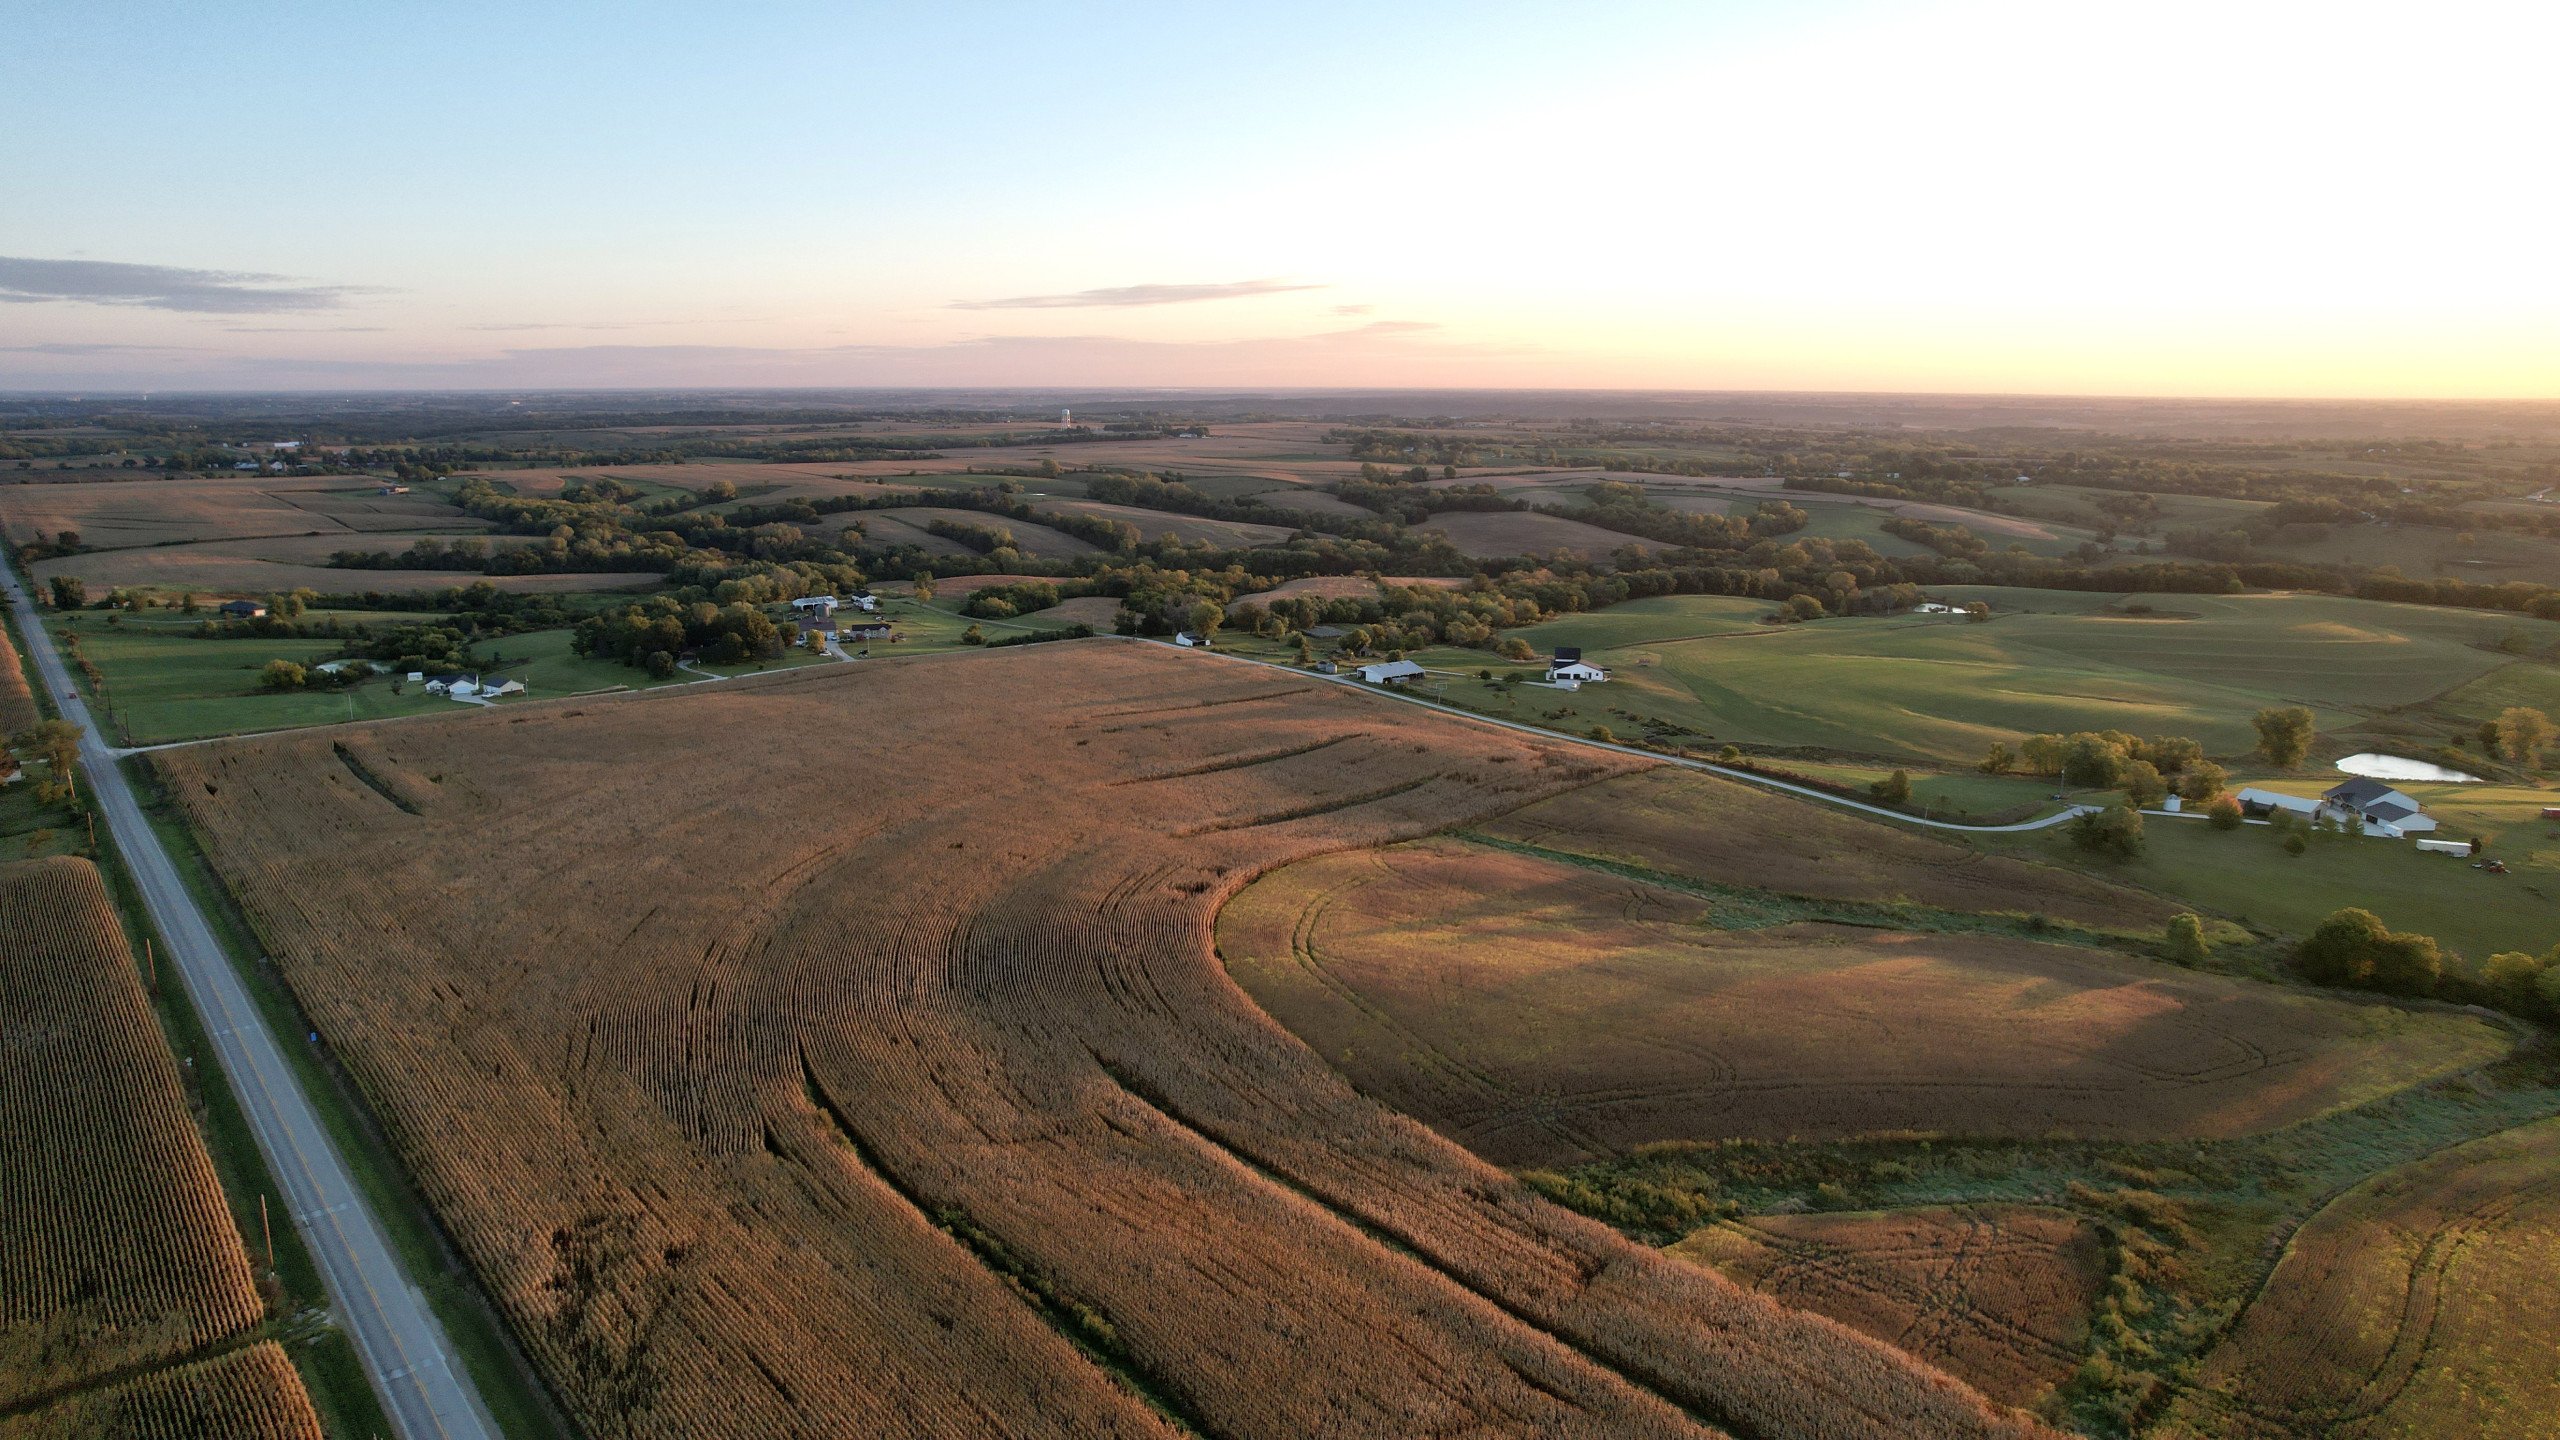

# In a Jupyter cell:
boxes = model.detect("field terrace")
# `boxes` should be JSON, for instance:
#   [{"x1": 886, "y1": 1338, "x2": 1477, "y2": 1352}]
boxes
[{"x1": 158, "y1": 641, "x2": 2054, "y2": 1440}]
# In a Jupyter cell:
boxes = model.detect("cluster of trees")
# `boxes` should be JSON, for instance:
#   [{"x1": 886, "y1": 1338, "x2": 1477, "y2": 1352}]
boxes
[
  {"x1": 1981, "y1": 731, "x2": 2227, "y2": 806},
  {"x1": 570, "y1": 598, "x2": 785, "y2": 672}
]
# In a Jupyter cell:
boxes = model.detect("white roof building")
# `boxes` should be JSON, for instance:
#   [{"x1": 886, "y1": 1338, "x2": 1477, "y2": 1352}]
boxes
[
  {"x1": 1548, "y1": 660, "x2": 1609, "y2": 683},
  {"x1": 1355, "y1": 660, "x2": 1427, "y2": 684}
]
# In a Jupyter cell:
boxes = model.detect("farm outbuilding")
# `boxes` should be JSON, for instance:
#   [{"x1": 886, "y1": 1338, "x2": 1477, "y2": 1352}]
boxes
[
  {"x1": 1548, "y1": 661, "x2": 1609, "y2": 683},
  {"x1": 2322, "y1": 778, "x2": 2438, "y2": 837},
  {"x1": 2415, "y1": 838, "x2": 2472, "y2": 856},
  {"x1": 2233, "y1": 787, "x2": 2319, "y2": 820},
  {"x1": 791, "y1": 595, "x2": 839, "y2": 617},
  {"x1": 1355, "y1": 660, "x2": 1426, "y2": 685},
  {"x1": 219, "y1": 600, "x2": 268, "y2": 619}
]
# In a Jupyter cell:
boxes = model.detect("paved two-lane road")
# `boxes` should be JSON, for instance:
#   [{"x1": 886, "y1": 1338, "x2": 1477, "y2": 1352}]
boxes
[{"x1": 4, "y1": 576, "x2": 498, "y2": 1440}]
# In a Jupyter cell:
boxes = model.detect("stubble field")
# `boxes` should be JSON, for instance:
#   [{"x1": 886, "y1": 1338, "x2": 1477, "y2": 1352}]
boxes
[
  {"x1": 1216, "y1": 836, "x2": 2505, "y2": 1166},
  {"x1": 158, "y1": 642, "x2": 2057, "y2": 1440},
  {"x1": 1668, "y1": 1206, "x2": 2106, "y2": 1408}
]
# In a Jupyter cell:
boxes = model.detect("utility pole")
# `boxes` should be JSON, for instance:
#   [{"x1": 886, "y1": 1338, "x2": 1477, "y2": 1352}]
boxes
[
  {"x1": 260, "y1": 1194, "x2": 275, "y2": 1270},
  {"x1": 144, "y1": 936, "x2": 155, "y2": 994}
]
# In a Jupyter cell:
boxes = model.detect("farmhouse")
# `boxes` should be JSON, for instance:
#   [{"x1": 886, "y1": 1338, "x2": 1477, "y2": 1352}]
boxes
[
  {"x1": 219, "y1": 600, "x2": 268, "y2": 619},
  {"x1": 1356, "y1": 660, "x2": 1426, "y2": 685},
  {"x1": 839, "y1": 621, "x2": 892, "y2": 642},
  {"x1": 482, "y1": 679, "x2": 525, "y2": 698},
  {"x1": 2322, "y1": 778, "x2": 2439, "y2": 837},
  {"x1": 846, "y1": 594, "x2": 879, "y2": 613},
  {"x1": 1547, "y1": 646, "x2": 1607, "y2": 684}
]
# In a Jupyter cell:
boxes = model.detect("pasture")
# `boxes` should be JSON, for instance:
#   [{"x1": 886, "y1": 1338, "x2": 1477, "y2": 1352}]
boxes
[
  {"x1": 1491, "y1": 588, "x2": 2560, "y2": 764},
  {"x1": 0, "y1": 858, "x2": 303, "y2": 1419},
  {"x1": 1671, "y1": 1205, "x2": 2105, "y2": 1407},
  {"x1": 1218, "y1": 836, "x2": 2503, "y2": 1167},
  {"x1": 2160, "y1": 1116, "x2": 2560, "y2": 1439},
  {"x1": 158, "y1": 642, "x2": 2054, "y2": 1440}
]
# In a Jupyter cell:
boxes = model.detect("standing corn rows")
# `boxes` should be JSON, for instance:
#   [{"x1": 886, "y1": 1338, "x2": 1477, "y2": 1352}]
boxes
[
  {"x1": 0, "y1": 1340, "x2": 323, "y2": 1440},
  {"x1": 0, "y1": 857, "x2": 271, "y2": 1408}
]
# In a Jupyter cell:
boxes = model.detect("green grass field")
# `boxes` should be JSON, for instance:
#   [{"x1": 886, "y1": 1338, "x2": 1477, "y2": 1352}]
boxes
[
  {"x1": 1473, "y1": 588, "x2": 2560, "y2": 766},
  {"x1": 53, "y1": 619, "x2": 453, "y2": 744},
  {"x1": 1978, "y1": 800, "x2": 2558, "y2": 964}
]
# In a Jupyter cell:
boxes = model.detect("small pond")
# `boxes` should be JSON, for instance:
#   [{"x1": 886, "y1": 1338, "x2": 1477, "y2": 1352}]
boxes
[{"x1": 2335, "y1": 752, "x2": 2483, "y2": 784}]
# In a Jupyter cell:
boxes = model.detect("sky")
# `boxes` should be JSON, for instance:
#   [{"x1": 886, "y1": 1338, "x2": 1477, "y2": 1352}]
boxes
[{"x1": 4, "y1": 0, "x2": 2555, "y2": 396}]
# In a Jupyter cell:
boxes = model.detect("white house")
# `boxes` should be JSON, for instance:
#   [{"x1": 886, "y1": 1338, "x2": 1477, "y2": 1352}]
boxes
[
  {"x1": 2322, "y1": 778, "x2": 2439, "y2": 837},
  {"x1": 847, "y1": 594, "x2": 879, "y2": 613},
  {"x1": 482, "y1": 679, "x2": 526, "y2": 698},
  {"x1": 1356, "y1": 660, "x2": 1426, "y2": 685},
  {"x1": 1548, "y1": 660, "x2": 1608, "y2": 683},
  {"x1": 791, "y1": 595, "x2": 839, "y2": 617}
]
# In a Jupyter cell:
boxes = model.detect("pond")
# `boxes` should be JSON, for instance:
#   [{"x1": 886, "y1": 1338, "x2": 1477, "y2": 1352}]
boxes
[{"x1": 2335, "y1": 752, "x2": 2483, "y2": 784}]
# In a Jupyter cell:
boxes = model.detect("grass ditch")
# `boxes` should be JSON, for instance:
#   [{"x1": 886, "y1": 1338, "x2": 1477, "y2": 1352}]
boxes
[
  {"x1": 121, "y1": 755, "x2": 572, "y2": 1440},
  {"x1": 1525, "y1": 1047, "x2": 2560, "y2": 1438}
]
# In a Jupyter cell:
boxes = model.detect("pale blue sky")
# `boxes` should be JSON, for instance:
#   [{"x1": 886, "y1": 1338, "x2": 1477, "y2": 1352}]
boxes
[{"x1": 6, "y1": 1, "x2": 2555, "y2": 394}]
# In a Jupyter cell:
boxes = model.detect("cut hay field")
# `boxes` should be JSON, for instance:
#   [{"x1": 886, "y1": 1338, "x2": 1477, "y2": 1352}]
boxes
[
  {"x1": 2159, "y1": 1116, "x2": 2560, "y2": 1440},
  {"x1": 1029, "y1": 497, "x2": 1296, "y2": 547},
  {"x1": 1495, "y1": 588, "x2": 2560, "y2": 764},
  {"x1": 158, "y1": 643, "x2": 2056, "y2": 1440},
  {"x1": 1669, "y1": 1206, "x2": 2106, "y2": 1408},
  {"x1": 0, "y1": 857, "x2": 314, "y2": 1427},
  {"x1": 1417, "y1": 509, "x2": 1670, "y2": 559},
  {"x1": 0, "y1": 476, "x2": 480, "y2": 550},
  {"x1": 1025, "y1": 595, "x2": 1120, "y2": 626},
  {"x1": 1217, "y1": 835, "x2": 2502, "y2": 1167}
]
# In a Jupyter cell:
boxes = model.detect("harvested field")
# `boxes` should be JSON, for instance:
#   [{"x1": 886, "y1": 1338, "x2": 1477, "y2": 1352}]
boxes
[
  {"x1": 1239, "y1": 487, "x2": 1375, "y2": 518},
  {"x1": 0, "y1": 620, "x2": 34, "y2": 734},
  {"x1": 0, "y1": 858, "x2": 268, "y2": 1407},
  {"x1": 29, "y1": 546, "x2": 658, "y2": 598},
  {"x1": 1229, "y1": 574, "x2": 1466, "y2": 615},
  {"x1": 30, "y1": 532, "x2": 531, "y2": 592},
  {"x1": 1026, "y1": 595, "x2": 1120, "y2": 626},
  {"x1": 880, "y1": 571, "x2": 1050, "y2": 597},
  {"x1": 835, "y1": 506, "x2": 1101, "y2": 560},
  {"x1": 161, "y1": 644, "x2": 2055, "y2": 1440},
  {"x1": 0, "y1": 1341, "x2": 324, "y2": 1440},
  {"x1": 1669, "y1": 1206, "x2": 2105, "y2": 1407},
  {"x1": 1218, "y1": 837, "x2": 2507, "y2": 1166},
  {"x1": 1417, "y1": 510, "x2": 1671, "y2": 559},
  {"x1": 1485, "y1": 767, "x2": 2180, "y2": 930},
  {"x1": 0, "y1": 477, "x2": 479, "y2": 550},
  {"x1": 2160, "y1": 1116, "x2": 2560, "y2": 1440},
  {"x1": 1030, "y1": 497, "x2": 1296, "y2": 547}
]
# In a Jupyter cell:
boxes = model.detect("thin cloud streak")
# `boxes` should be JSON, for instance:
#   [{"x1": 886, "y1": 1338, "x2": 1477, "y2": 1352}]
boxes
[
  {"x1": 952, "y1": 278, "x2": 1326, "y2": 311},
  {"x1": 0, "y1": 256, "x2": 381, "y2": 314}
]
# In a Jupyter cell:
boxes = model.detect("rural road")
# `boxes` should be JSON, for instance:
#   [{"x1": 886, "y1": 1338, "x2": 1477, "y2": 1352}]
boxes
[
  {"x1": 1158, "y1": 640, "x2": 2101, "y2": 834},
  {"x1": 3, "y1": 577, "x2": 499, "y2": 1440}
]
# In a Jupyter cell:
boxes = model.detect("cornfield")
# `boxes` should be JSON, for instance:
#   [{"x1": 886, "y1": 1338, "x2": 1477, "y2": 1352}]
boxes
[
  {"x1": 0, "y1": 621, "x2": 34, "y2": 736},
  {"x1": 0, "y1": 1341, "x2": 322, "y2": 1440},
  {"x1": 0, "y1": 857, "x2": 268, "y2": 1408},
  {"x1": 159, "y1": 642, "x2": 2062, "y2": 1440}
]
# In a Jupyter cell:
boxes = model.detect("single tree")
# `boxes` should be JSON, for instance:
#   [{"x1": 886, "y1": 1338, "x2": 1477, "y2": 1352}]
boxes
[
  {"x1": 2179, "y1": 760, "x2": 2229, "y2": 804},
  {"x1": 643, "y1": 650, "x2": 677, "y2": 679},
  {"x1": 912, "y1": 572, "x2": 936, "y2": 604},
  {"x1": 2493, "y1": 706, "x2": 2555, "y2": 766},
  {"x1": 47, "y1": 575, "x2": 85, "y2": 610},
  {"x1": 2122, "y1": 758, "x2": 2168, "y2": 808},
  {"x1": 260, "y1": 659, "x2": 307, "y2": 691},
  {"x1": 2163, "y1": 913, "x2": 2212, "y2": 965},
  {"x1": 1978, "y1": 741, "x2": 2017, "y2": 775},
  {"x1": 2252, "y1": 706, "x2": 2317, "y2": 768},
  {"x1": 2206, "y1": 794, "x2": 2245, "y2": 830},
  {"x1": 1871, "y1": 769, "x2": 1913, "y2": 805},
  {"x1": 960, "y1": 624, "x2": 986, "y2": 646},
  {"x1": 2068, "y1": 804, "x2": 2145, "y2": 860}
]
